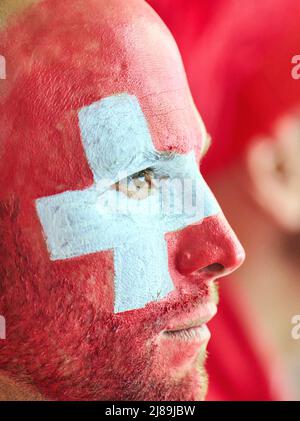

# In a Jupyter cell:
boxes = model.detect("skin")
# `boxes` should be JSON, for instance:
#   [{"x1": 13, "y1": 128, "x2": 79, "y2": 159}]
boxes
[{"x1": 0, "y1": 0, "x2": 244, "y2": 400}]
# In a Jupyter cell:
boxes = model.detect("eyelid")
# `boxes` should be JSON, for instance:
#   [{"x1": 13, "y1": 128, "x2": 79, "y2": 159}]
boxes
[
  {"x1": 116, "y1": 148, "x2": 202, "y2": 184},
  {"x1": 127, "y1": 168, "x2": 152, "y2": 180},
  {"x1": 126, "y1": 166, "x2": 170, "y2": 182}
]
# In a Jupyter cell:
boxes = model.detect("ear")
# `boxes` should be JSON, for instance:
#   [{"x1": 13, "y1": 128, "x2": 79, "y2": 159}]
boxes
[{"x1": 246, "y1": 115, "x2": 300, "y2": 232}]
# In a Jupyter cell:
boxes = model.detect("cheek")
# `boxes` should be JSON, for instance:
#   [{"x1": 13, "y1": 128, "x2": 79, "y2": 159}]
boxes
[
  {"x1": 33, "y1": 199, "x2": 116, "y2": 313},
  {"x1": 0, "y1": 201, "x2": 115, "y2": 317},
  {"x1": 47, "y1": 252, "x2": 115, "y2": 313}
]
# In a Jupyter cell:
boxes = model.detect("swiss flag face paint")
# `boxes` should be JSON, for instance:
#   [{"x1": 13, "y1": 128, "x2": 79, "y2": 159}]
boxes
[{"x1": 0, "y1": 0, "x2": 244, "y2": 400}]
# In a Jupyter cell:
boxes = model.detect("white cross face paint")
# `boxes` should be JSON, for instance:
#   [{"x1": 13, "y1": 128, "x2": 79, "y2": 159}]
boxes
[{"x1": 36, "y1": 94, "x2": 220, "y2": 313}]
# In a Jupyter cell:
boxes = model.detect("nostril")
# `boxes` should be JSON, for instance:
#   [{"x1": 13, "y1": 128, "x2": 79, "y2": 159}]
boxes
[
  {"x1": 200, "y1": 263, "x2": 225, "y2": 274},
  {"x1": 176, "y1": 251, "x2": 226, "y2": 276}
]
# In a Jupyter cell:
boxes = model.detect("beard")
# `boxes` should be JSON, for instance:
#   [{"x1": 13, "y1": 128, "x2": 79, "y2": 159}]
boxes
[{"x1": 0, "y1": 280, "x2": 211, "y2": 401}]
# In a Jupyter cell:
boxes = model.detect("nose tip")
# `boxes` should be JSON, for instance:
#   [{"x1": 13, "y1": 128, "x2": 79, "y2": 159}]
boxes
[{"x1": 176, "y1": 214, "x2": 245, "y2": 279}]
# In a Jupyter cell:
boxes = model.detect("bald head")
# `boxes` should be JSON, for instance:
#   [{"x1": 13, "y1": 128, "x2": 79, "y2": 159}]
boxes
[{"x1": 0, "y1": 0, "x2": 202, "y2": 195}]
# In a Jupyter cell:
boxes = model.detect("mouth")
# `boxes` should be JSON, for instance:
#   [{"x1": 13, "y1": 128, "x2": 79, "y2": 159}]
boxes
[
  {"x1": 161, "y1": 302, "x2": 217, "y2": 345},
  {"x1": 163, "y1": 324, "x2": 210, "y2": 343}
]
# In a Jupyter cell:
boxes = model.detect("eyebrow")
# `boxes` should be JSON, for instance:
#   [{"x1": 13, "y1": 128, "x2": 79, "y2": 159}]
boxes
[
  {"x1": 144, "y1": 134, "x2": 212, "y2": 165},
  {"x1": 143, "y1": 132, "x2": 212, "y2": 165}
]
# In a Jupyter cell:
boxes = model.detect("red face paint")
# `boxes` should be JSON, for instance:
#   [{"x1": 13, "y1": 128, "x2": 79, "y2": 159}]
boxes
[{"x1": 0, "y1": 0, "x2": 244, "y2": 400}]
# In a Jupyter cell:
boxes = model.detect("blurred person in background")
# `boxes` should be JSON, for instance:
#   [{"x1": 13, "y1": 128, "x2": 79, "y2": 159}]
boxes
[{"x1": 149, "y1": 0, "x2": 300, "y2": 400}]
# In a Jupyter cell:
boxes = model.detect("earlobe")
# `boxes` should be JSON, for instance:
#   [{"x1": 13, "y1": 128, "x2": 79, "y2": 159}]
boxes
[{"x1": 246, "y1": 132, "x2": 300, "y2": 233}]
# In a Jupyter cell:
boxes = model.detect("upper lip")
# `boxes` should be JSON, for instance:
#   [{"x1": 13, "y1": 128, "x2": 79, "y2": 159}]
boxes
[{"x1": 163, "y1": 301, "x2": 217, "y2": 333}]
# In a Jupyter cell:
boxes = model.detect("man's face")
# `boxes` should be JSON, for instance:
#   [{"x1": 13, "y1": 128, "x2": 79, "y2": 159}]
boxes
[{"x1": 0, "y1": 0, "x2": 244, "y2": 400}]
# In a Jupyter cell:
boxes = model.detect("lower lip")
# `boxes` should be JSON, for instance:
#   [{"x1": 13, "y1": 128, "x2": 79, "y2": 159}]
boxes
[{"x1": 163, "y1": 324, "x2": 211, "y2": 345}]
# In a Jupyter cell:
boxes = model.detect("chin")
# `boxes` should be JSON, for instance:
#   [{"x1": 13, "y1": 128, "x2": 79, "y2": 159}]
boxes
[
  {"x1": 0, "y1": 280, "x2": 214, "y2": 401},
  {"x1": 0, "y1": 314, "x2": 209, "y2": 401},
  {"x1": 144, "y1": 337, "x2": 209, "y2": 401}
]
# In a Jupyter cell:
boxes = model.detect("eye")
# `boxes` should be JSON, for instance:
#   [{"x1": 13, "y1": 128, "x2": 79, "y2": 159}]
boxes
[{"x1": 112, "y1": 168, "x2": 156, "y2": 200}]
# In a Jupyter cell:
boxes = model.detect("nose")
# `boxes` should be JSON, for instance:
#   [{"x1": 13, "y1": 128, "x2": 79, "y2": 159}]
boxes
[{"x1": 176, "y1": 213, "x2": 245, "y2": 279}]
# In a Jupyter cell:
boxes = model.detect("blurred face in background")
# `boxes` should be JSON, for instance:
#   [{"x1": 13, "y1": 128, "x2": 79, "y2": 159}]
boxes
[{"x1": 207, "y1": 108, "x2": 300, "y2": 396}]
